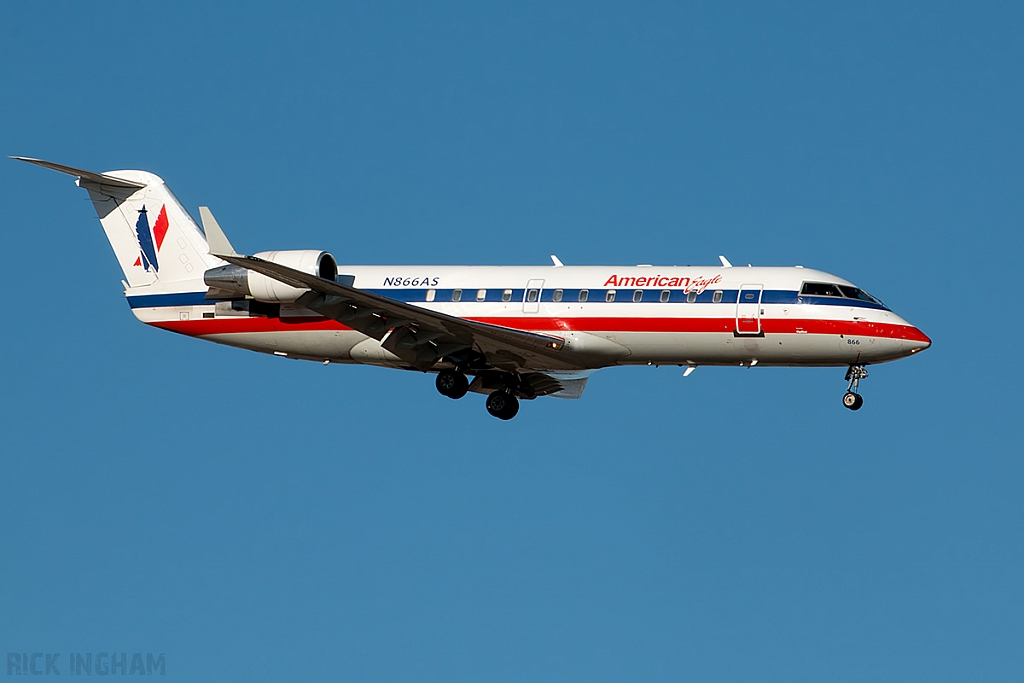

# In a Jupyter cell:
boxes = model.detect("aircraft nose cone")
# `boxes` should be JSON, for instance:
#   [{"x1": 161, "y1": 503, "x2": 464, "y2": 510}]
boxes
[{"x1": 905, "y1": 327, "x2": 931, "y2": 355}]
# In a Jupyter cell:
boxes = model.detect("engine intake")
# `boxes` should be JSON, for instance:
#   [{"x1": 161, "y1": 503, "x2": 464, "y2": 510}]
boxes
[{"x1": 204, "y1": 250, "x2": 337, "y2": 303}]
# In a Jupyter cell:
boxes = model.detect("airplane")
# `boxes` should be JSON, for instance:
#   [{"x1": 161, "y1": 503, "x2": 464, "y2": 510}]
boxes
[{"x1": 15, "y1": 157, "x2": 931, "y2": 419}]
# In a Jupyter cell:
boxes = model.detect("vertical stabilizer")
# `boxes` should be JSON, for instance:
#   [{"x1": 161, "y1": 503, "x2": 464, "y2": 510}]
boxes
[{"x1": 14, "y1": 157, "x2": 216, "y2": 288}]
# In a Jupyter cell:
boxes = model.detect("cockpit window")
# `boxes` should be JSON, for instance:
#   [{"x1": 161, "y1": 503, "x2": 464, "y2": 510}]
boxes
[
  {"x1": 800, "y1": 282, "x2": 843, "y2": 297},
  {"x1": 838, "y1": 285, "x2": 881, "y2": 305},
  {"x1": 802, "y1": 281, "x2": 884, "y2": 305}
]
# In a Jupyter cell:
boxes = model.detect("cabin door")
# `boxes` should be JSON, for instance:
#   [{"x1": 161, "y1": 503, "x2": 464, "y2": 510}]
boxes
[
  {"x1": 523, "y1": 279, "x2": 544, "y2": 314},
  {"x1": 735, "y1": 284, "x2": 763, "y2": 335}
]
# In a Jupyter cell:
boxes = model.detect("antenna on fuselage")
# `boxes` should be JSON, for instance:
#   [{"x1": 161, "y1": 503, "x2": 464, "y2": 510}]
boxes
[
  {"x1": 550, "y1": 254, "x2": 564, "y2": 267},
  {"x1": 718, "y1": 255, "x2": 732, "y2": 268}
]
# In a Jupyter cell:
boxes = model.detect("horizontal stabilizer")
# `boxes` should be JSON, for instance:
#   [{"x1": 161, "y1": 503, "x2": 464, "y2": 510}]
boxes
[{"x1": 11, "y1": 156, "x2": 145, "y2": 189}]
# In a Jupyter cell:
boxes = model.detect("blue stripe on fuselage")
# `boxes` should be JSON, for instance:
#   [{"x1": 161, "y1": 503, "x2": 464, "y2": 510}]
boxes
[
  {"x1": 125, "y1": 288, "x2": 889, "y2": 311},
  {"x1": 127, "y1": 292, "x2": 214, "y2": 308},
  {"x1": 364, "y1": 288, "x2": 888, "y2": 310}
]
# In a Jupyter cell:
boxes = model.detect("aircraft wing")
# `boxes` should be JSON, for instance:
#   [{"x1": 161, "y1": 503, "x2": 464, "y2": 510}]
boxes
[{"x1": 215, "y1": 253, "x2": 583, "y2": 372}]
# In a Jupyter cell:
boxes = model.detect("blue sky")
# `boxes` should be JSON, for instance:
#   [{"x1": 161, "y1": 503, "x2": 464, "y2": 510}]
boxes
[{"x1": 1, "y1": 2, "x2": 1022, "y2": 680}]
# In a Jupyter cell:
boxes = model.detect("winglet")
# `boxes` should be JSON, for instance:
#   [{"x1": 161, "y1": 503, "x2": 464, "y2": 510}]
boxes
[
  {"x1": 718, "y1": 255, "x2": 733, "y2": 268},
  {"x1": 199, "y1": 206, "x2": 237, "y2": 256},
  {"x1": 550, "y1": 254, "x2": 564, "y2": 267}
]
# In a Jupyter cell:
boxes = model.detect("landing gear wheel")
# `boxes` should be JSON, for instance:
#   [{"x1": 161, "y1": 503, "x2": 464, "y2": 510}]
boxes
[
  {"x1": 842, "y1": 365, "x2": 868, "y2": 411},
  {"x1": 486, "y1": 391, "x2": 520, "y2": 420},
  {"x1": 842, "y1": 392, "x2": 864, "y2": 411},
  {"x1": 436, "y1": 370, "x2": 469, "y2": 399}
]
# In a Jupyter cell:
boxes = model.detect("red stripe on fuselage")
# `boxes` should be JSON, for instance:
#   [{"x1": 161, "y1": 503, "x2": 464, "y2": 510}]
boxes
[
  {"x1": 149, "y1": 317, "x2": 344, "y2": 335},
  {"x1": 149, "y1": 315, "x2": 930, "y2": 343},
  {"x1": 471, "y1": 316, "x2": 930, "y2": 342}
]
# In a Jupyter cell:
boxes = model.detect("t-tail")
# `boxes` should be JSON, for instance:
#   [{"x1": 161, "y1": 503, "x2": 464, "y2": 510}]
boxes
[{"x1": 13, "y1": 157, "x2": 216, "y2": 288}]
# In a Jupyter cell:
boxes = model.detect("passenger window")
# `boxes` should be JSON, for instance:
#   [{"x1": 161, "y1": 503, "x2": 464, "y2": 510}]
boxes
[
  {"x1": 425, "y1": 289, "x2": 436, "y2": 302},
  {"x1": 686, "y1": 291, "x2": 697, "y2": 303},
  {"x1": 633, "y1": 290, "x2": 643, "y2": 303},
  {"x1": 744, "y1": 292, "x2": 755, "y2": 300},
  {"x1": 800, "y1": 282, "x2": 843, "y2": 297},
  {"x1": 660, "y1": 290, "x2": 670, "y2": 303},
  {"x1": 526, "y1": 289, "x2": 539, "y2": 303},
  {"x1": 606, "y1": 290, "x2": 616, "y2": 302},
  {"x1": 579, "y1": 289, "x2": 589, "y2": 302},
  {"x1": 452, "y1": 289, "x2": 462, "y2": 302},
  {"x1": 712, "y1": 290, "x2": 723, "y2": 303},
  {"x1": 502, "y1": 289, "x2": 512, "y2": 302},
  {"x1": 476, "y1": 289, "x2": 486, "y2": 301},
  {"x1": 552, "y1": 289, "x2": 563, "y2": 302}
]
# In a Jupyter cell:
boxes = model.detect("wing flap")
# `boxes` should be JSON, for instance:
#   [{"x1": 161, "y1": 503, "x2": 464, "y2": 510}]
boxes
[{"x1": 466, "y1": 371, "x2": 590, "y2": 399}]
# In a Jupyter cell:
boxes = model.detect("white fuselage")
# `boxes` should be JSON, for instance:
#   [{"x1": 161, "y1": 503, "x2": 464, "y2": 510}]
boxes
[
  {"x1": 126, "y1": 264, "x2": 931, "y2": 370},
  {"x1": 15, "y1": 156, "x2": 931, "y2": 416}
]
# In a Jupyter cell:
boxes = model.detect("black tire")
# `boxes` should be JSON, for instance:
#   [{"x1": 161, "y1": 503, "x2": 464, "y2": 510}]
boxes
[
  {"x1": 843, "y1": 392, "x2": 863, "y2": 411},
  {"x1": 486, "y1": 391, "x2": 519, "y2": 420},
  {"x1": 436, "y1": 370, "x2": 469, "y2": 399},
  {"x1": 500, "y1": 394, "x2": 520, "y2": 419}
]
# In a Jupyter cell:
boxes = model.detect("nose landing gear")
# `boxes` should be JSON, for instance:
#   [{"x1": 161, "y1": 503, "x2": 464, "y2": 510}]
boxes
[{"x1": 843, "y1": 365, "x2": 868, "y2": 410}]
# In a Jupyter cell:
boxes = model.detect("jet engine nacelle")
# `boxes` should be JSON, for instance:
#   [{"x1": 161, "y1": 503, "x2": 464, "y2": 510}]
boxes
[{"x1": 204, "y1": 250, "x2": 337, "y2": 303}]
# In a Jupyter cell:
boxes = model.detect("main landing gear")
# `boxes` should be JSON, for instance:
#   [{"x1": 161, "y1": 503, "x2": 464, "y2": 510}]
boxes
[
  {"x1": 434, "y1": 369, "x2": 522, "y2": 420},
  {"x1": 485, "y1": 390, "x2": 520, "y2": 420},
  {"x1": 843, "y1": 365, "x2": 868, "y2": 411},
  {"x1": 435, "y1": 370, "x2": 469, "y2": 399}
]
